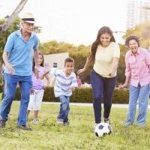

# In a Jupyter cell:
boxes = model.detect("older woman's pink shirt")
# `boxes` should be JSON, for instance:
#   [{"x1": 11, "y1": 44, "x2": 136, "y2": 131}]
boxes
[{"x1": 125, "y1": 48, "x2": 150, "y2": 87}]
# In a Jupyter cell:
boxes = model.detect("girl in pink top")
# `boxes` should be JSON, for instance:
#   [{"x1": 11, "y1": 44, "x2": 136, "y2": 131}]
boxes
[
  {"x1": 120, "y1": 36, "x2": 150, "y2": 127},
  {"x1": 28, "y1": 52, "x2": 50, "y2": 124}
]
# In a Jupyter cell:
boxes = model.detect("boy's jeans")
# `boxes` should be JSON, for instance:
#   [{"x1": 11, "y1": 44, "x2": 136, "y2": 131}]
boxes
[
  {"x1": 0, "y1": 73, "x2": 32, "y2": 126},
  {"x1": 57, "y1": 95, "x2": 70, "y2": 123},
  {"x1": 126, "y1": 84, "x2": 150, "y2": 126}
]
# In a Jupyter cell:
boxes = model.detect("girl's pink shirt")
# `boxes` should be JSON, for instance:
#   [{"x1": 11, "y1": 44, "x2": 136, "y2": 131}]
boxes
[{"x1": 125, "y1": 48, "x2": 150, "y2": 87}]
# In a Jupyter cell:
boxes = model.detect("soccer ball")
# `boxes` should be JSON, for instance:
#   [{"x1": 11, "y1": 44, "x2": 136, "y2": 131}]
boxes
[{"x1": 94, "y1": 122, "x2": 112, "y2": 137}]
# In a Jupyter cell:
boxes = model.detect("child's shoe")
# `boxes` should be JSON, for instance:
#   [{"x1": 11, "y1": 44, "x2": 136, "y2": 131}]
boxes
[{"x1": 32, "y1": 119, "x2": 39, "y2": 125}]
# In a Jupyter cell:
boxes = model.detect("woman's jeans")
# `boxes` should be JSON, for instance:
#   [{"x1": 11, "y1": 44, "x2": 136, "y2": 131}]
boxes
[
  {"x1": 57, "y1": 95, "x2": 70, "y2": 123},
  {"x1": 91, "y1": 70, "x2": 116, "y2": 123},
  {"x1": 126, "y1": 84, "x2": 150, "y2": 126},
  {"x1": 0, "y1": 73, "x2": 32, "y2": 126}
]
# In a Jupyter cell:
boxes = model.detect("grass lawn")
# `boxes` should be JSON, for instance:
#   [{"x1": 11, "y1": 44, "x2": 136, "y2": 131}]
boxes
[{"x1": 0, "y1": 101, "x2": 150, "y2": 150}]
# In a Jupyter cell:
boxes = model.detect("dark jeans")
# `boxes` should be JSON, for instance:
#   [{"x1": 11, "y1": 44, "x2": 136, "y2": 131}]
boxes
[{"x1": 91, "y1": 70, "x2": 116, "y2": 123}]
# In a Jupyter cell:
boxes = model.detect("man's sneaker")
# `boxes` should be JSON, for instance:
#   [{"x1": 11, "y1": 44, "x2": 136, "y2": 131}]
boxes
[
  {"x1": 17, "y1": 125, "x2": 32, "y2": 131},
  {"x1": 104, "y1": 118, "x2": 111, "y2": 124},
  {"x1": 32, "y1": 119, "x2": 39, "y2": 125},
  {"x1": 0, "y1": 120, "x2": 6, "y2": 128}
]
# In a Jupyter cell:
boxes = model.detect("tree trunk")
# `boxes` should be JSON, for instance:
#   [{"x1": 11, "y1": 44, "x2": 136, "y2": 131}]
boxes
[{"x1": 0, "y1": 0, "x2": 28, "y2": 33}]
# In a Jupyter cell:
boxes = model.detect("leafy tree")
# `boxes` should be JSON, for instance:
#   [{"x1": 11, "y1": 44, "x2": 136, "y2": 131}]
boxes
[
  {"x1": 123, "y1": 22, "x2": 150, "y2": 49},
  {"x1": 118, "y1": 22, "x2": 150, "y2": 84},
  {"x1": 0, "y1": 18, "x2": 20, "y2": 64}
]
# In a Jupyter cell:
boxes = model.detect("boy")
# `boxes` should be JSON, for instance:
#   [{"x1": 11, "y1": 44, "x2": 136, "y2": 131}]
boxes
[{"x1": 50, "y1": 57, "x2": 78, "y2": 125}]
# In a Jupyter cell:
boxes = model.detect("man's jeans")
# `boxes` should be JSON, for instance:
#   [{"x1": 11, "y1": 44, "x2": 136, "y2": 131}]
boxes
[
  {"x1": 57, "y1": 95, "x2": 70, "y2": 123},
  {"x1": 91, "y1": 70, "x2": 116, "y2": 123},
  {"x1": 0, "y1": 73, "x2": 32, "y2": 126},
  {"x1": 126, "y1": 84, "x2": 150, "y2": 126}
]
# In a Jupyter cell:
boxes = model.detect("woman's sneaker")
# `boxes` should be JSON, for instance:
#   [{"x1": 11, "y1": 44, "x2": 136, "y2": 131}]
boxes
[
  {"x1": 93, "y1": 123, "x2": 100, "y2": 131},
  {"x1": 104, "y1": 118, "x2": 111, "y2": 124}
]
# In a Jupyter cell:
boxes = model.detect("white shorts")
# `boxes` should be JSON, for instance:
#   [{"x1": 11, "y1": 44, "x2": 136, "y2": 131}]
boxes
[{"x1": 28, "y1": 89, "x2": 44, "y2": 111}]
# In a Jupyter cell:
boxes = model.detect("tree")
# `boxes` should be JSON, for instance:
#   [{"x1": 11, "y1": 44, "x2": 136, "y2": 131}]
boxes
[
  {"x1": 0, "y1": 0, "x2": 28, "y2": 66},
  {"x1": 0, "y1": 0, "x2": 28, "y2": 33},
  {"x1": 123, "y1": 22, "x2": 150, "y2": 49},
  {"x1": 0, "y1": 18, "x2": 20, "y2": 64}
]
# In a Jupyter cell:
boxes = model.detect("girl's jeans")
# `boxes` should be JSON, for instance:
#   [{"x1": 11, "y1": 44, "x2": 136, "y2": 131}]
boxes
[{"x1": 91, "y1": 70, "x2": 116, "y2": 123}]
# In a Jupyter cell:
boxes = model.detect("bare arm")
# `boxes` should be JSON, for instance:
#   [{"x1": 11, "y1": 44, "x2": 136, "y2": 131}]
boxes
[
  {"x1": 45, "y1": 74, "x2": 50, "y2": 87},
  {"x1": 2, "y1": 51, "x2": 15, "y2": 74},
  {"x1": 109, "y1": 57, "x2": 119, "y2": 76},
  {"x1": 33, "y1": 50, "x2": 39, "y2": 66},
  {"x1": 33, "y1": 50, "x2": 39, "y2": 78},
  {"x1": 119, "y1": 54, "x2": 131, "y2": 89},
  {"x1": 119, "y1": 76, "x2": 130, "y2": 89},
  {"x1": 77, "y1": 55, "x2": 94, "y2": 75}
]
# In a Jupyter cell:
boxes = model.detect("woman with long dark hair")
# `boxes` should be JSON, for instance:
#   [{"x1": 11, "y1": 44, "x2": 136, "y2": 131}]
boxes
[{"x1": 78, "y1": 26, "x2": 120, "y2": 129}]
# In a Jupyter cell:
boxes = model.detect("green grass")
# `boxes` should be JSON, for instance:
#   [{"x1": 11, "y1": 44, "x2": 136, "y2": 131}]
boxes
[{"x1": 0, "y1": 101, "x2": 150, "y2": 150}]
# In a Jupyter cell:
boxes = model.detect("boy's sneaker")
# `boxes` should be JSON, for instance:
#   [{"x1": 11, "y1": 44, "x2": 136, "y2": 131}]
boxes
[
  {"x1": 17, "y1": 124, "x2": 32, "y2": 131},
  {"x1": 104, "y1": 118, "x2": 111, "y2": 124},
  {"x1": 32, "y1": 119, "x2": 39, "y2": 125},
  {"x1": 0, "y1": 120, "x2": 6, "y2": 128}
]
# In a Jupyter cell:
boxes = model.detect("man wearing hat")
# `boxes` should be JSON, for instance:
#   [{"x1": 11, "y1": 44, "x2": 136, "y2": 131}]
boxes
[{"x1": 0, "y1": 12, "x2": 39, "y2": 130}]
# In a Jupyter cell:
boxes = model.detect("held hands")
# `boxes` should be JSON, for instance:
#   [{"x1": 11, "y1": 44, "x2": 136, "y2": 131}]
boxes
[
  {"x1": 117, "y1": 83, "x2": 128, "y2": 89},
  {"x1": 77, "y1": 68, "x2": 86, "y2": 76},
  {"x1": 30, "y1": 89, "x2": 35, "y2": 94}
]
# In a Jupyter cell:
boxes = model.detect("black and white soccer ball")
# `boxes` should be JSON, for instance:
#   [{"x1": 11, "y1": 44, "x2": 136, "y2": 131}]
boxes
[{"x1": 94, "y1": 122, "x2": 112, "y2": 137}]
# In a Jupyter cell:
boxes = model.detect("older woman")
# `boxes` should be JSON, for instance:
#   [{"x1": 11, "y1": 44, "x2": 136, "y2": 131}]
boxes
[{"x1": 120, "y1": 35, "x2": 150, "y2": 127}]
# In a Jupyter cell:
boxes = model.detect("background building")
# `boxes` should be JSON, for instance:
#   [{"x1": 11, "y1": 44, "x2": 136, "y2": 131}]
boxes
[
  {"x1": 127, "y1": 0, "x2": 150, "y2": 29},
  {"x1": 44, "y1": 52, "x2": 69, "y2": 86},
  {"x1": 44, "y1": 52, "x2": 69, "y2": 70}
]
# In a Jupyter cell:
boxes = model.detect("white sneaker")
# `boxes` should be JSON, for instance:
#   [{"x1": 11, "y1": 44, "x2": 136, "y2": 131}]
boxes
[
  {"x1": 32, "y1": 119, "x2": 39, "y2": 125},
  {"x1": 93, "y1": 123, "x2": 99, "y2": 131}
]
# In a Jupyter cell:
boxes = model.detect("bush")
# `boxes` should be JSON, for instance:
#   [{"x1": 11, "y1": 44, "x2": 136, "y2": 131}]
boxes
[
  {"x1": 113, "y1": 88, "x2": 129, "y2": 104},
  {"x1": 0, "y1": 85, "x2": 129, "y2": 104}
]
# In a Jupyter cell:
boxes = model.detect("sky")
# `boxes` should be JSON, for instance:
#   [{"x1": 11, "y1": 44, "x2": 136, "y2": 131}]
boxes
[{"x1": 0, "y1": 0, "x2": 127, "y2": 45}]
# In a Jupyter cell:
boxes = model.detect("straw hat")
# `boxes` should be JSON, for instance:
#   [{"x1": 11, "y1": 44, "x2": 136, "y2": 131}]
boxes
[{"x1": 21, "y1": 12, "x2": 35, "y2": 24}]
